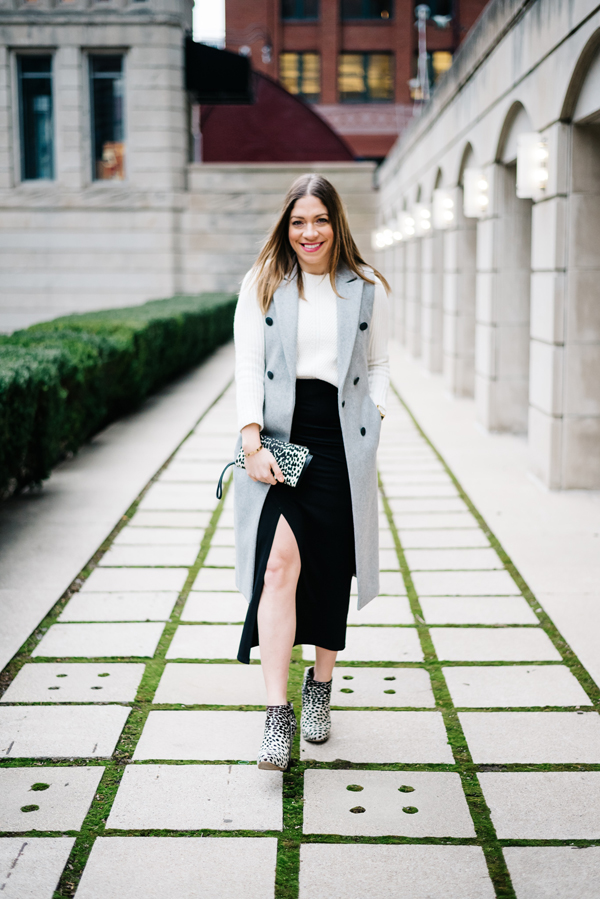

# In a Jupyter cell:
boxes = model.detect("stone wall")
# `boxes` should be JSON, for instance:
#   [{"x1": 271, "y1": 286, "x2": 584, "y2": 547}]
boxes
[{"x1": 374, "y1": 0, "x2": 600, "y2": 489}]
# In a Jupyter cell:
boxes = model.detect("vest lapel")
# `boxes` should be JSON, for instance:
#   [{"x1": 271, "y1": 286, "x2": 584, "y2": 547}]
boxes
[
  {"x1": 336, "y1": 267, "x2": 363, "y2": 388},
  {"x1": 272, "y1": 277, "x2": 299, "y2": 384}
]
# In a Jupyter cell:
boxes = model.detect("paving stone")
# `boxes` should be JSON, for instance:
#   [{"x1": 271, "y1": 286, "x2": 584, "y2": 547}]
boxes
[
  {"x1": 192, "y1": 567, "x2": 238, "y2": 591},
  {"x1": 380, "y1": 460, "x2": 445, "y2": 472},
  {"x1": 351, "y1": 572, "x2": 406, "y2": 595},
  {"x1": 137, "y1": 483, "x2": 217, "y2": 512},
  {"x1": 382, "y1": 470, "x2": 451, "y2": 483},
  {"x1": 405, "y1": 548, "x2": 502, "y2": 571},
  {"x1": 158, "y1": 461, "x2": 225, "y2": 482},
  {"x1": 479, "y1": 772, "x2": 600, "y2": 839},
  {"x1": 114, "y1": 527, "x2": 205, "y2": 545},
  {"x1": 421, "y1": 596, "x2": 538, "y2": 625},
  {"x1": 303, "y1": 769, "x2": 475, "y2": 837},
  {"x1": 33, "y1": 623, "x2": 165, "y2": 658},
  {"x1": 133, "y1": 710, "x2": 265, "y2": 760},
  {"x1": 80, "y1": 568, "x2": 187, "y2": 593},
  {"x1": 331, "y1": 667, "x2": 435, "y2": 708},
  {"x1": 300, "y1": 711, "x2": 453, "y2": 763},
  {"x1": 299, "y1": 844, "x2": 495, "y2": 899},
  {"x1": 204, "y1": 546, "x2": 236, "y2": 567},
  {"x1": 167, "y1": 624, "x2": 259, "y2": 660},
  {"x1": 413, "y1": 569, "x2": 520, "y2": 595},
  {"x1": 1, "y1": 663, "x2": 145, "y2": 703},
  {"x1": 219, "y1": 509, "x2": 235, "y2": 528},
  {"x1": 0, "y1": 838, "x2": 75, "y2": 899},
  {"x1": 58, "y1": 593, "x2": 178, "y2": 622},
  {"x1": 399, "y1": 529, "x2": 491, "y2": 548},
  {"x1": 378, "y1": 529, "x2": 395, "y2": 549},
  {"x1": 99, "y1": 546, "x2": 198, "y2": 567},
  {"x1": 181, "y1": 592, "x2": 247, "y2": 622},
  {"x1": 503, "y1": 846, "x2": 600, "y2": 898},
  {"x1": 393, "y1": 512, "x2": 479, "y2": 529},
  {"x1": 386, "y1": 485, "x2": 460, "y2": 500},
  {"x1": 304, "y1": 627, "x2": 422, "y2": 663},
  {"x1": 129, "y1": 511, "x2": 211, "y2": 528},
  {"x1": 378, "y1": 548, "x2": 400, "y2": 570},
  {"x1": 154, "y1": 663, "x2": 267, "y2": 705},
  {"x1": 0, "y1": 766, "x2": 104, "y2": 831},
  {"x1": 444, "y1": 665, "x2": 592, "y2": 708},
  {"x1": 460, "y1": 711, "x2": 600, "y2": 763},
  {"x1": 107, "y1": 763, "x2": 281, "y2": 831},
  {"x1": 430, "y1": 628, "x2": 561, "y2": 661},
  {"x1": 346, "y1": 596, "x2": 413, "y2": 625},
  {"x1": 75, "y1": 837, "x2": 277, "y2": 899},
  {"x1": 389, "y1": 498, "x2": 467, "y2": 514},
  {"x1": 211, "y1": 527, "x2": 235, "y2": 546},
  {"x1": 0, "y1": 706, "x2": 130, "y2": 757}
]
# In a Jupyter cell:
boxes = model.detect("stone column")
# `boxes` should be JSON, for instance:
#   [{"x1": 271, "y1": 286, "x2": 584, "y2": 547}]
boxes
[
  {"x1": 421, "y1": 228, "x2": 443, "y2": 372},
  {"x1": 404, "y1": 237, "x2": 422, "y2": 357},
  {"x1": 442, "y1": 186, "x2": 476, "y2": 396},
  {"x1": 475, "y1": 163, "x2": 532, "y2": 432},
  {"x1": 392, "y1": 240, "x2": 406, "y2": 343},
  {"x1": 0, "y1": 46, "x2": 14, "y2": 188},
  {"x1": 54, "y1": 46, "x2": 84, "y2": 188}
]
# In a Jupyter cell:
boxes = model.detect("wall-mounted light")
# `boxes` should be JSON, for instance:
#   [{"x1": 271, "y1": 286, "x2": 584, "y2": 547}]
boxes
[
  {"x1": 371, "y1": 225, "x2": 397, "y2": 250},
  {"x1": 413, "y1": 204, "x2": 432, "y2": 236},
  {"x1": 399, "y1": 211, "x2": 416, "y2": 239},
  {"x1": 516, "y1": 132, "x2": 549, "y2": 198},
  {"x1": 463, "y1": 168, "x2": 489, "y2": 218},
  {"x1": 432, "y1": 189, "x2": 455, "y2": 229}
]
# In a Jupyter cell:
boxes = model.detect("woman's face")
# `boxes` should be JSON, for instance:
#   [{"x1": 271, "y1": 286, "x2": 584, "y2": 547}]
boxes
[{"x1": 288, "y1": 195, "x2": 334, "y2": 273}]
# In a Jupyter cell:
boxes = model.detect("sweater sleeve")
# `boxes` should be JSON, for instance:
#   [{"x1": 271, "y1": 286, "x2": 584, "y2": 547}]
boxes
[
  {"x1": 367, "y1": 276, "x2": 390, "y2": 415},
  {"x1": 234, "y1": 270, "x2": 265, "y2": 432}
]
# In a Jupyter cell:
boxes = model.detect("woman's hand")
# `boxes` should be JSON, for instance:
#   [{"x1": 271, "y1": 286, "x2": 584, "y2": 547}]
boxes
[{"x1": 241, "y1": 423, "x2": 284, "y2": 485}]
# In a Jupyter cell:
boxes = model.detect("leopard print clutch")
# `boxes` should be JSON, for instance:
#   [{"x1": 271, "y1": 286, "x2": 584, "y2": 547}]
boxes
[{"x1": 216, "y1": 437, "x2": 313, "y2": 499}]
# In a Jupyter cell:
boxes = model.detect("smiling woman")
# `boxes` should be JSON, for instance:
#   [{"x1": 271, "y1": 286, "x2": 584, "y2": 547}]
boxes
[{"x1": 232, "y1": 173, "x2": 390, "y2": 772}]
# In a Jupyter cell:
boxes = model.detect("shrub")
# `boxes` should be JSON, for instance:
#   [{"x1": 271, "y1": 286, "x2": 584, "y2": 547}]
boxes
[{"x1": 0, "y1": 292, "x2": 236, "y2": 498}]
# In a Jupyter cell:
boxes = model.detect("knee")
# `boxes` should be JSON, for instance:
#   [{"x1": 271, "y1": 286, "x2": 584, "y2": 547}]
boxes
[{"x1": 264, "y1": 548, "x2": 299, "y2": 593}]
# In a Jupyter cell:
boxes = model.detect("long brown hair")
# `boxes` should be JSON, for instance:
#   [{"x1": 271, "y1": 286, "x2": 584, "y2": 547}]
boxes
[{"x1": 253, "y1": 173, "x2": 390, "y2": 314}]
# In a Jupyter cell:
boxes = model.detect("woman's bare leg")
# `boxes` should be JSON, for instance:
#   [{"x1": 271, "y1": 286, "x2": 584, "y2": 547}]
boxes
[
  {"x1": 257, "y1": 515, "x2": 301, "y2": 706},
  {"x1": 314, "y1": 647, "x2": 337, "y2": 682}
]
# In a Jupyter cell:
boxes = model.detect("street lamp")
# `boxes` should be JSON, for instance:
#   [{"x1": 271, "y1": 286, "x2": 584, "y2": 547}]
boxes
[
  {"x1": 463, "y1": 168, "x2": 489, "y2": 218},
  {"x1": 432, "y1": 189, "x2": 455, "y2": 229},
  {"x1": 516, "y1": 132, "x2": 549, "y2": 198}
]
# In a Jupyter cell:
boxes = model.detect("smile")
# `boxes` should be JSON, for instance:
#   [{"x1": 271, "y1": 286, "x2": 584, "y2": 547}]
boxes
[{"x1": 301, "y1": 242, "x2": 324, "y2": 252}]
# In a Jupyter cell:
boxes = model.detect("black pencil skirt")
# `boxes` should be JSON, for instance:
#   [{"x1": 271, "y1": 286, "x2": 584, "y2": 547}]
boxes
[{"x1": 237, "y1": 378, "x2": 355, "y2": 665}]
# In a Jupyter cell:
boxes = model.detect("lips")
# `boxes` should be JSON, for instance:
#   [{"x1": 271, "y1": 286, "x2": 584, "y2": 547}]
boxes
[{"x1": 301, "y1": 242, "x2": 324, "y2": 253}]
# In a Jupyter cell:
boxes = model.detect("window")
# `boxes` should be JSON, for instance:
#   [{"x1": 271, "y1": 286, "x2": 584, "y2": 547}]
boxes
[
  {"x1": 338, "y1": 53, "x2": 393, "y2": 103},
  {"x1": 89, "y1": 55, "x2": 125, "y2": 181},
  {"x1": 280, "y1": 52, "x2": 320, "y2": 102},
  {"x1": 17, "y1": 55, "x2": 54, "y2": 180},
  {"x1": 281, "y1": 0, "x2": 319, "y2": 20},
  {"x1": 432, "y1": 50, "x2": 452, "y2": 81},
  {"x1": 341, "y1": 0, "x2": 392, "y2": 19}
]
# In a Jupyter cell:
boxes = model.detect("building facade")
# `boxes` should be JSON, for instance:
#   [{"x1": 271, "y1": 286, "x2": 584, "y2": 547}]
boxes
[
  {"x1": 374, "y1": 0, "x2": 600, "y2": 490},
  {"x1": 224, "y1": 0, "x2": 487, "y2": 160}
]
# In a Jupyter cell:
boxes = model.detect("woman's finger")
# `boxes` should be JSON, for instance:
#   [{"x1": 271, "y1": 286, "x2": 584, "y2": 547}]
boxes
[{"x1": 272, "y1": 462, "x2": 284, "y2": 483}]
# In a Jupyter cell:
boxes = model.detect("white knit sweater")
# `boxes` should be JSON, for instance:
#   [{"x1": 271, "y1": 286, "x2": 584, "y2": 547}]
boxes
[{"x1": 234, "y1": 268, "x2": 390, "y2": 432}]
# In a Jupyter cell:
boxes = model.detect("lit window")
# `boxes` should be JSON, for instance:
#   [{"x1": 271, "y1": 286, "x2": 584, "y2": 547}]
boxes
[
  {"x1": 280, "y1": 53, "x2": 320, "y2": 103},
  {"x1": 89, "y1": 55, "x2": 125, "y2": 181},
  {"x1": 338, "y1": 53, "x2": 394, "y2": 103},
  {"x1": 341, "y1": 0, "x2": 392, "y2": 18},
  {"x1": 432, "y1": 50, "x2": 452, "y2": 80},
  {"x1": 281, "y1": 0, "x2": 319, "y2": 19},
  {"x1": 17, "y1": 55, "x2": 54, "y2": 180}
]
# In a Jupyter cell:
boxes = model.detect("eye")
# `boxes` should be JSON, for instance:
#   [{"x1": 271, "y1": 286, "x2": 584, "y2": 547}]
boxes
[{"x1": 291, "y1": 220, "x2": 303, "y2": 226}]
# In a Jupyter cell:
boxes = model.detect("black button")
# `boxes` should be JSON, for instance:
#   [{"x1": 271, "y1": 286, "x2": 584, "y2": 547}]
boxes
[
  {"x1": 341, "y1": 401, "x2": 345, "y2": 408},
  {"x1": 265, "y1": 317, "x2": 273, "y2": 326},
  {"x1": 267, "y1": 371, "x2": 274, "y2": 380},
  {"x1": 353, "y1": 377, "x2": 360, "y2": 385},
  {"x1": 360, "y1": 322, "x2": 368, "y2": 331},
  {"x1": 360, "y1": 427, "x2": 366, "y2": 436}
]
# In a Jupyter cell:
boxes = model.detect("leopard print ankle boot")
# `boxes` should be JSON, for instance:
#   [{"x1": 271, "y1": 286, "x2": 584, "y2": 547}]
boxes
[
  {"x1": 301, "y1": 666, "x2": 332, "y2": 743},
  {"x1": 257, "y1": 702, "x2": 297, "y2": 771}
]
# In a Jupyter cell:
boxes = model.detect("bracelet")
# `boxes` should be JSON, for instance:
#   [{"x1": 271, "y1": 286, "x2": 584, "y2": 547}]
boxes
[
  {"x1": 377, "y1": 405, "x2": 386, "y2": 420},
  {"x1": 244, "y1": 445, "x2": 263, "y2": 458}
]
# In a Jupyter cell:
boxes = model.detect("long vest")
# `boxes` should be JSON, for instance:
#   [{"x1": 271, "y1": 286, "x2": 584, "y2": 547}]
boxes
[{"x1": 233, "y1": 265, "x2": 381, "y2": 610}]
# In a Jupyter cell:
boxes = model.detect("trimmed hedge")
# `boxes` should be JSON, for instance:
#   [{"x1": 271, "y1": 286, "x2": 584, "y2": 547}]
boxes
[{"x1": 0, "y1": 292, "x2": 236, "y2": 498}]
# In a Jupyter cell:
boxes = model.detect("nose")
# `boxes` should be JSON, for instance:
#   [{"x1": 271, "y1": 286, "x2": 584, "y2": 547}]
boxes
[{"x1": 303, "y1": 222, "x2": 319, "y2": 240}]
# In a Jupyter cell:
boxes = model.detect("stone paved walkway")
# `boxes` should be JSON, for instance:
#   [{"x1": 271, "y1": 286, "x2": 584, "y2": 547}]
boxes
[{"x1": 1, "y1": 381, "x2": 600, "y2": 898}]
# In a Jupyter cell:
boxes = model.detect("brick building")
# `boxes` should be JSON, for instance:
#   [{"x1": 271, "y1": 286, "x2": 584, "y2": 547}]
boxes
[{"x1": 225, "y1": 0, "x2": 488, "y2": 159}]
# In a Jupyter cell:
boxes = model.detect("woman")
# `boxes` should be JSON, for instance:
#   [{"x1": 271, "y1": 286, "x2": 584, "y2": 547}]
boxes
[{"x1": 233, "y1": 173, "x2": 390, "y2": 771}]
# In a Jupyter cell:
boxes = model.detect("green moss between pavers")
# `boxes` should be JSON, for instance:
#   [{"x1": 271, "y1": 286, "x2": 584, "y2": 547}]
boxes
[{"x1": 2, "y1": 379, "x2": 600, "y2": 899}]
